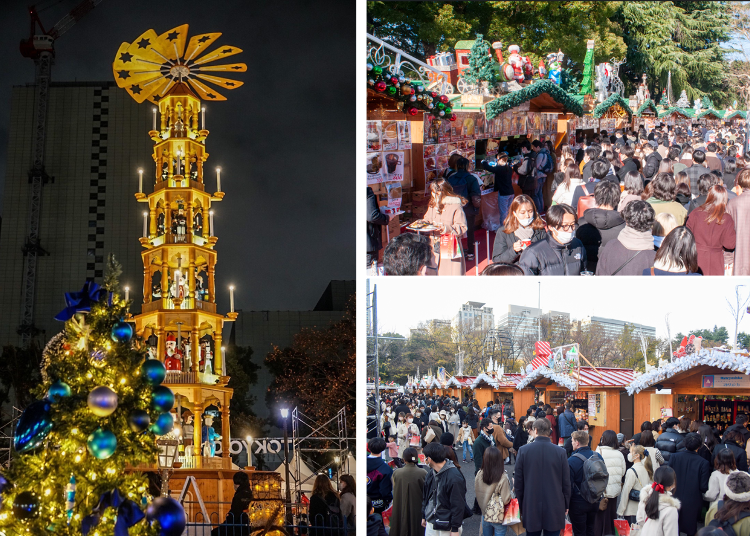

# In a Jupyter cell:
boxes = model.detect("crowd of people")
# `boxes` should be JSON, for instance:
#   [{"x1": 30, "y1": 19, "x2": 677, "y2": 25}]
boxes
[
  {"x1": 366, "y1": 393, "x2": 750, "y2": 536},
  {"x1": 372, "y1": 124, "x2": 750, "y2": 276}
]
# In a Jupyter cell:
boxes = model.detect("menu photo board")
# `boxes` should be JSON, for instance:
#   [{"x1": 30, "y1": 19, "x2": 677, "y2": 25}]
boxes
[
  {"x1": 367, "y1": 121, "x2": 382, "y2": 152},
  {"x1": 367, "y1": 152, "x2": 385, "y2": 185},
  {"x1": 386, "y1": 181, "x2": 403, "y2": 208},
  {"x1": 381, "y1": 120, "x2": 399, "y2": 150},
  {"x1": 424, "y1": 113, "x2": 439, "y2": 144},
  {"x1": 478, "y1": 170, "x2": 495, "y2": 195},
  {"x1": 398, "y1": 121, "x2": 411, "y2": 150}
]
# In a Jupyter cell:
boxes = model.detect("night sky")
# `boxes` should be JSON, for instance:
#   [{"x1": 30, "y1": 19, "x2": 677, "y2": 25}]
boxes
[{"x1": 0, "y1": 0, "x2": 355, "y2": 312}]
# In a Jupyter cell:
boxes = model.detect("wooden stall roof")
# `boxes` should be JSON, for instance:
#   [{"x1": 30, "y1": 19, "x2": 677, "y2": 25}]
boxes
[
  {"x1": 517, "y1": 366, "x2": 635, "y2": 391},
  {"x1": 471, "y1": 372, "x2": 523, "y2": 389},
  {"x1": 446, "y1": 375, "x2": 476, "y2": 388},
  {"x1": 725, "y1": 110, "x2": 747, "y2": 120},
  {"x1": 636, "y1": 99, "x2": 659, "y2": 117},
  {"x1": 485, "y1": 79, "x2": 584, "y2": 119},
  {"x1": 658, "y1": 106, "x2": 694, "y2": 119},
  {"x1": 627, "y1": 349, "x2": 750, "y2": 394},
  {"x1": 697, "y1": 109, "x2": 724, "y2": 120},
  {"x1": 593, "y1": 94, "x2": 633, "y2": 120}
]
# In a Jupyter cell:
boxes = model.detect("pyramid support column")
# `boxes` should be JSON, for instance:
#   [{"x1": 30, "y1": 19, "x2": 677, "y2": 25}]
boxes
[
  {"x1": 191, "y1": 327, "x2": 199, "y2": 373},
  {"x1": 214, "y1": 329, "x2": 223, "y2": 376},
  {"x1": 193, "y1": 399, "x2": 203, "y2": 468},
  {"x1": 221, "y1": 405, "x2": 230, "y2": 462},
  {"x1": 208, "y1": 264, "x2": 215, "y2": 303},
  {"x1": 149, "y1": 206, "x2": 157, "y2": 237},
  {"x1": 156, "y1": 326, "x2": 165, "y2": 365},
  {"x1": 161, "y1": 260, "x2": 168, "y2": 305}
]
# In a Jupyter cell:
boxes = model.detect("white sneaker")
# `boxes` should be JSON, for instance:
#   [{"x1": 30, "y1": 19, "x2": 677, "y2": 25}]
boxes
[{"x1": 505, "y1": 457, "x2": 510, "y2": 463}]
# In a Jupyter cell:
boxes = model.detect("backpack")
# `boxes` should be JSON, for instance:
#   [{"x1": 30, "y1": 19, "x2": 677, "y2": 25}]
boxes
[
  {"x1": 573, "y1": 452, "x2": 609, "y2": 504},
  {"x1": 708, "y1": 501, "x2": 750, "y2": 536},
  {"x1": 577, "y1": 184, "x2": 597, "y2": 219},
  {"x1": 538, "y1": 150, "x2": 554, "y2": 175}
]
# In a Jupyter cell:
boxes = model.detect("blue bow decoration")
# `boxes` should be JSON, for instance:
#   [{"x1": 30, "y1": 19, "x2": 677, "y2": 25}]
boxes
[
  {"x1": 55, "y1": 281, "x2": 111, "y2": 321},
  {"x1": 81, "y1": 489, "x2": 145, "y2": 536}
]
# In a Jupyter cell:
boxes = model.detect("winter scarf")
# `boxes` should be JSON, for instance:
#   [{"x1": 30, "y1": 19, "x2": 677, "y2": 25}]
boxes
[{"x1": 618, "y1": 226, "x2": 654, "y2": 251}]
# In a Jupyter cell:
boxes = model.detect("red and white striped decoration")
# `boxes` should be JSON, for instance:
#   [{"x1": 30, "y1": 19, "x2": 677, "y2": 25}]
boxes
[{"x1": 532, "y1": 341, "x2": 552, "y2": 369}]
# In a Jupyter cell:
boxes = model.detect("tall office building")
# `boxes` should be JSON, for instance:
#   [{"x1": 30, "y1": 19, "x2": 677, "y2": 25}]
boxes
[
  {"x1": 452, "y1": 301, "x2": 495, "y2": 333},
  {"x1": 496, "y1": 304, "x2": 571, "y2": 342},
  {"x1": 0, "y1": 81, "x2": 151, "y2": 346},
  {"x1": 579, "y1": 316, "x2": 657, "y2": 339}
]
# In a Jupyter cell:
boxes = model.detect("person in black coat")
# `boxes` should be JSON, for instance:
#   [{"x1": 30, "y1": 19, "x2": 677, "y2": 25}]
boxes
[
  {"x1": 616, "y1": 145, "x2": 638, "y2": 182},
  {"x1": 712, "y1": 430, "x2": 749, "y2": 472},
  {"x1": 446, "y1": 158, "x2": 481, "y2": 258},
  {"x1": 492, "y1": 194, "x2": 548, "y2": 264},
  {"x1": 518, "y1": 204, "x2": 586, "y2": 275},
  {"x1": 575, "y1": 181, "x2": 626, "y2": 272},
  {"x1": 309, "y1": 474, "x2": 344, "y2": 536},
  {"x1": 479, "y1": 152, "x2": 515, "y2": 222},
  {"x1": 655, "y1": 417, "x2": 686, "y2": 463},
  {"x1": 366, "y1": 187, "x2": 389, "y2": 268},
  {"x1": 725, "y1": 414, "x2": 750, "y2": 444},
  {"x1": 515, "y1": 418, "x2": 571, "y2": 535},
  {"x1": 568, "y1": 430, "x2": 599, "y2": 536},
  {"x1": 212, "y1": 472, "x2": 253, "y2": 536},
  {"x1": 668, "y1": 433, "x2": 710, "y2": 536},
  {"x1": 421, "y1": 443, "x2": 467, "y2": 535},
  {"x1": 642, "y1": 142, "x2": 662, "y2": 182},
  {"x1": 472, "y1": 418, "x2": 495, "y2": 475}
]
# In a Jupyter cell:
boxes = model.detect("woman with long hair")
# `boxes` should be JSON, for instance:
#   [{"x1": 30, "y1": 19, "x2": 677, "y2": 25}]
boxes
[
  {"x1": 423, "y1": 178, "x2": 468, "y2": 275},
  {"x1": 618, "y1": 445, "x2": 654, "y2": 523},
  {"x1": 339, "y1": 474, "x2": 356, "y2": 528},
  {"x1": 640, "y1": 430, "x2": 664, "y2": 471},
  {"x1": 686, "y1": 184, "x2": 736, "y2": 275},
  {"x1": 723, "y1": 156, "x2": 738, "y2": 191},
  {"x1": 309, "y1": 474, "x2": 342, "y2": 536},
  {"x1": 552, "y1": 163, "x2": 586, "y2": 207},
  {"x1": 647, "y1": 227, "x2": 701, "y2": 275},
  {"x1": 475, "y1": 446, "x2": 512, "y2": 536},
  {"x1": 674, "y1": 171, "x2": 693, "y2": 209},
  {"x1": 491, "y1": 194, "x2": 547, "y2": 264},
  {"x1": 389, "y1": 448, "x2": 427, "y2": 536},
  {"x1": 704, "y1": 448, "x2": 738, "y2": 509},
  {"x1": 645, "y1": 172, "x2": 688, "y2": 225},
  {"x1": 637, "y1": 466, "x2": 680, "y2": 536},
  {"x1": 705, "y1": 472, "x2": 750, "y2": 535},
  {"x1": 698, "y1": 424, "x2": 718, "y2": 463},
  {"x1": 595, "y1": 430, "x2": 627, "y2": 536}
]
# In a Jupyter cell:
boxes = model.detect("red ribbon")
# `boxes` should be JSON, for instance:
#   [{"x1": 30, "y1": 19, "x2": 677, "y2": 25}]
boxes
[{"x1": 652, "y1": 483, "x2": 665, "y2": 494}]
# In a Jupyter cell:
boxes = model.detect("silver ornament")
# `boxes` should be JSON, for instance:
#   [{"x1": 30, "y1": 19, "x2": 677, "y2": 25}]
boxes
[
  {"x1": 368, "y1": 79, "x2": 375, "y2": 86},
  {"x1": 439, "y1": 110, "x2": 445, "y2": 116},
  {"x1": 417, "y1": 85, "x2": 424, "y2": 92},
  {"x1": 398, "y1": 76, "x2": 406, "y2": 83},
  {"x1": 88, "y1": 386, "x2": 119, "y2": 417},
  {"x1": 428, "y1": 103, "x2": 434, "y2": 109},
  {"x1": 366, "y1": 63, "x2": 373, "y2": 71},
  {"x1": 409, "y1": 95, "x2": 417, "y2": 102}
]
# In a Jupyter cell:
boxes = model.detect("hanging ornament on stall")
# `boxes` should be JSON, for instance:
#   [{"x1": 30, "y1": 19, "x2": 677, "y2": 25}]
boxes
[{"x1": 366, "y1": 62, "x2": 451, "y2": 118}]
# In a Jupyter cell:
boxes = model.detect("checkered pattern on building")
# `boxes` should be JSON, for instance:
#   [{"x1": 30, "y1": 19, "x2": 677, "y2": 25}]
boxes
[{"x1": 86, "y1": 86, "x2": 109, "y2": 281}]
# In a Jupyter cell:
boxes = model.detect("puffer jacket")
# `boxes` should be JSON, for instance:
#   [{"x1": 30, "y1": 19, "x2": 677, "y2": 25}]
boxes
[
  {"x1": 655, "y1": 428, "x2": 686, "y2": 463},
  {"x1": 517, "y1": 235, "x2": 587, "y2": 276},
  {"x1": 636, "y1": 486, "x2": 681, "y2": 536},
  {"x1": 596, "y1": 445, "x2": 626, "y2": 498}
]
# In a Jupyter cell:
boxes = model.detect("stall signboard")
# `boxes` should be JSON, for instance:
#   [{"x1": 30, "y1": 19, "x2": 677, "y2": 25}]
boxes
[
  {"x1": 702, "y1": 374, "x2": 750, "y2": 389},
  {"x1": 383, "y1": 150, "x2": 404, "y2": 182},
  {"x1": 367, "y1": 152, "x2": 385, "y2": 184},
  {"x1": 479, "y1": 170, "x2": 495, "y2": 195},
  {"x1": 381, "y1": 120, "x2": 399, "y2": 150}
]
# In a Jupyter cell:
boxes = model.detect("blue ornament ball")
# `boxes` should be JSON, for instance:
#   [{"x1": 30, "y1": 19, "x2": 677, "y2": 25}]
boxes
[
  {"x1": 146, "y1": 497, "x2": 186, "y2": 536},
  {"x1": 151, "y1": 386, "x2": 175, "y2": 412},
  {"x1": 111, "y1": 321, "x2": 134, "y2": 343},
  {"x1": 14, "y1": 400, "x2": 53, "y2": 453},
  {"x1": 47, "y1": 380, "x2": 71, "y2": 402},
  {"x1": 13, "y1": 491, "x2": 40, "y2": 520},
  {"x1": 129, "y1": 410, "x2": 151, "y2": 433},
  {"x1": 141, "y1": 359, "x2": 166, "y2": 386},
  {"x1": 87, "y1": 386, "x2": 118, "y2": 417},
  {"x1": 150, "y1": 412, "x2": 174, "y2": 436},
  {"x1": 87, "y1": 428, "x2": 117, "y2": 459}
]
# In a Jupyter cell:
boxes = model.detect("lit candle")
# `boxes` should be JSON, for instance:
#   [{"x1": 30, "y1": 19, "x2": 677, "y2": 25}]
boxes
[
  {"x1": 202, "y1": 107, "x2": 206, "y2": 129},
  {"x1": 152, "y1": 107, "x2": 157, "y2": 131},
  {"x1": 124, "y1": 286, "x2": 130, "y2": 302},
  {"x1": 142, "y1": 212, "x2": 148, "y2": 237},
  {"x1": 229, "y1": 286, "x2": 235, "y2": 312},
  {"x1": 209, "y1": 210, "x2": 214, "y2": 236},
  {"x1": 216, "y1": 167, "x2": 221, "y2": 192},
  {"x1": 138, "y1": 168, "x2": 143, "y2": 194}
]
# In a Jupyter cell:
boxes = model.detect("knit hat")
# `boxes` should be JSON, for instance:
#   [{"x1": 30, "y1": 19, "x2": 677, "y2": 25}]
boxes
[
  {"x1": 441, "y1": 433, "x2": 455, "y2": 446},
  {"x1": 725, "y1": 472, "x2": 750, "y2": 502}
]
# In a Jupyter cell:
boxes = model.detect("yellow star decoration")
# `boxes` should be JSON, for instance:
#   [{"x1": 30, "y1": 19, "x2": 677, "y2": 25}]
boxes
[{"x1": 112, "y1": 24, "x2": 246, "y2": 104}]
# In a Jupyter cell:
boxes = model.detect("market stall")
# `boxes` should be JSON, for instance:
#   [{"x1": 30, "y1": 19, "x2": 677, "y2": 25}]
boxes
[
  {"x1": 725, "y1": 110, "x2": 747, "y2": 127},
  {"x1": 470, "y1": 372, "x2": 522, "y2": 410},
  {"x1": 627, "y1": 349, "x2": 750, "y2": 434},
  {"x1": 697, "y1": 109, "x2": 725, "y2": 131},
  {"x1": 592, "y1": 93, "x2": 633, "y2": 135},
  {"x1": 657, "y1": 107, "x2": 695, "y2": 130},
  {"x1": 446, "y1": 375, "x2": 476, "y2": 400}
]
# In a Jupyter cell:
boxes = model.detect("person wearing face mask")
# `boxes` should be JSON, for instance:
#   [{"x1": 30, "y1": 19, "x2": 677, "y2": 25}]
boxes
[
  {"x1": 422, "y1": 178, "x2": 469, "y2": 275},
  {"x1": 472, "y1": 419, "x2": 497, "y2": 477},
  {"x1": 636, "y1": 466, "x2": 680, "y2": 536},
  {"x1": 618, "y1": 445, "x2": 654, "y2": 524},
  {"x1": 447, "y1": 407, "x2": 461, "y2": 446},
  {"x1": 420, "y1": 442, "x2": 468, "y2": 536},
  {"x1": 423, "y1": 413, "x2": 444, "y2": 448},
  {"x1": 457, "y1": 421, "x2": 474, "y2": 463},
  {"x1": 492, "y1": 194, "x2": 548, "y2": 264},
  {"x1": 416, "y1": 407, "x2": 429, "y2": 429},
  {"x1": 437, "y1": 410, "x2": 450, "y2": 435},
  {"x1": 518, "y1": 204, "x2": 587, "y2": 275}
]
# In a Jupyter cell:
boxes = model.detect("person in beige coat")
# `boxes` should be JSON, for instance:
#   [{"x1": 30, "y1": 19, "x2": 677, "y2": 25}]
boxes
[
  {"x1": 637, "y1": 466, "x2": 680, "y2": 536},
  {"x1": 704, "y1": 448, "x2": 739, "y2": 509},
  {"x1": 618, "y1": 446, "x2": 654, "y2": 522},
  {"x1": 457, "y1": 421, "x2": 474, "y2": 462},
  {"x1": 397, "y1": 415, "x2": 421, "y2": 458},
  {"x1": 595, "y1": 431, "x2": 627, "y2": 536},
  {"x1": 475, "y1": 446, "x2": 513, "y2": 535},
  {"x1": 422, "y1": 178, "x2": 468, "y2": 275}
]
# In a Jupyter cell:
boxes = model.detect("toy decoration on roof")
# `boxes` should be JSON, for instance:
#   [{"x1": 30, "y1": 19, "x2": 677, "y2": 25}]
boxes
[
  {"x1": 112, "y1": 24, "x2": 246, "y2": 104},
  {"x1": 547, "y1": 51, "x2": 563, "y2": 85}
]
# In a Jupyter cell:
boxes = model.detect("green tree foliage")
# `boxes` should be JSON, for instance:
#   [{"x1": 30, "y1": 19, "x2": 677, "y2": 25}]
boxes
[
  {"x1": 673, "y1": 325, "x2": 730, "y2": 349},
  {"x1": 0, "y1": 344, "x2": 43, "y2": 408},
  {"x1": 614, "y1": 1, "x2": 733, "y2": 105},
  {"x1": 224, "y1": 344, "x2": 266, "y2": 439},
  {"x1": 738, "y1": 332, "x2": 750, "y2": 351},
  {"x1": 463, "y1": 34, "x2": 500, "y2": 86}
]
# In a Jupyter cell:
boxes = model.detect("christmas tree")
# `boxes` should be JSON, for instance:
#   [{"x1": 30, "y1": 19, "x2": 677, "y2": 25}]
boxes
[
  {"x1": 702, "y1": 95, "x2": 714, "y2": 110},
  {"x1": 0, "y1": 256, "x2": 185, "y2": 535},
  {"x1": 676, "y1": 89, "x2": 689, "y2": 108},
  {"x1": 461, "y1": 34, "x2": 499, "y2": 88}
]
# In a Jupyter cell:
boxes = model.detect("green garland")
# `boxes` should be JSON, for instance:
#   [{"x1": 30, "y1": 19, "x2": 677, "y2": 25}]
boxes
[
  {"x1": 485, "y1": 79, "x2": 583, "y2": 120},
  {"x1": 697, "y1": 108, "x2": 723, "y2": 119},
  {"x1": 366, "y1": 63, "x2": 453, "y2": 119},
  {"x1": 593, "y1": 93, "x2": 633, "y2": 119},
  {"x1": 658, "y1": 106, "x2": 693, "y2": 119},
  {"x1": 579, "y1": 44, "x2": 595, "y2": 97},
  {"x1": 635, "y1": 99, "x2": 658, "y2": 117},
  {"x1": 725, "y1": 110, "x2": 747, "y2": 120}
]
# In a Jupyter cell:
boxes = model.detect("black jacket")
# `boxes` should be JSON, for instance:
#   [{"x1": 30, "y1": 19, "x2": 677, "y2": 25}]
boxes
[
  {"x1": 367, "y1": 514, "x2": 387, "y2": 536},
  {"x1": 421, "y1": 460, "x2": 467, "y2": 532},
  {"x1": 446, "y1": 170, "x2": 481, "y2": 201},
  {"x1": 518, "y1": 235, "x2": 587, "y2": 276},
  {"x1": 643, "y1": 151, "x2": 662, "y2": 180},
  {"x1": 480, "y1": 160, "x2": 514, "y2": 196},
  {"x1": 568, "y1": 446, "x2": 598, "y2": 503},
  {"x1": 725, "y1": 423, "x2": 750, "y2": 444},
  {"x1": 367, "y1": 187, "x2": 389, "y2": 254},
  {"x1": 576, "y1": 208, "x2": 626, "y2": 272},
  {"x1": 617, "y1": 158, "x2": 638, "y2": 182},
  {"x1": 492, "y1": 225, "x2": 548, "y2": 264},
  {"x1": 712, "y1": 440, "x2": 748, "y2": 471},
  {"x1": 516, "y1": 153, "x2": 537, "y2": 193},
  {"x1": 309, "y1": 492, "x2": 344, "y2": 536},
  {"x1": 687, "y1": 194, "x2": 707, "y2": 215},
  {"x1": 668, "y1": 450, "x2": 711, "y2": 535},
  {"x1": 515, "y1": 436, "x2": 571, "y2": 533},
  {"x1": 582, "y1": 160, "x2": 594, "y2": 182},
  {"x1": 655, "y1": 427, "x2": 686, "y2": 462}
]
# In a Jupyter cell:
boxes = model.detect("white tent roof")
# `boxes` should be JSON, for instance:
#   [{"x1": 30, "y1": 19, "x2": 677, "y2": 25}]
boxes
[{"x1": 276, "y1": 452, "x2": 316, "y2": 495}]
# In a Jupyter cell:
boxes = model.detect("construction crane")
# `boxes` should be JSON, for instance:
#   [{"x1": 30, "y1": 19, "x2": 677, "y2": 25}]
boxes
[{"x1": 17, "y1": 0, "x2": 103, "y2": 345}]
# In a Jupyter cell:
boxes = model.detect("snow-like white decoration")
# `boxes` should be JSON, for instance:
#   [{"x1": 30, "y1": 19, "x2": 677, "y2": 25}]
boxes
[
  {"x1": 471, "y1": 372, "x2": 501, "y2": 389},
  {"x1": 626, "y1": 348, "x2": 750, "y2": 395},
  {"x1": 446, "y1": 376, "x2": 462, "y2": 388},
  {"x1": 516, "y1": 366, "x2": 578, "y2": 391}
]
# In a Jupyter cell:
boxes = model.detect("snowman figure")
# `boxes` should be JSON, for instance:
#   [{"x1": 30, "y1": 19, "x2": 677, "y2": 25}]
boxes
[{"x1": 507, "y1": 45, "x2": 525, "y2": 83}]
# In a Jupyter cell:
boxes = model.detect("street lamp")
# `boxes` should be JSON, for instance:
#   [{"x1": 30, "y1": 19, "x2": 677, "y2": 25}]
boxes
[
  {"x1": 246, "y1": 435, "x2": 253, "y2": 468},
  {"x1": 281, "y1": 408, "x2": 292, "y2": 526},
  {"x1": 156, "y1": 438, "x2": 179, "y2": 496}
]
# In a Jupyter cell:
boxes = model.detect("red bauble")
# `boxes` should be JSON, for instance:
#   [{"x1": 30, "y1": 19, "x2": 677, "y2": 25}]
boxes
[
  {"x1": 408, "y1": 106, "x2": 418, "y2": 116},
  {"x1": 450, "y1": 113, "x2": 457, "y2": 122},
  {"x1": 440, "y1": 95, "x2": 449, "y2": 104},
  {"x1": 390, "y1": 77, "x2": 398, "y2": 84},
  {"x1": 430, "y1": 92, "x2": 438, "y2": 98},
  {"x1": 375, "y1": 81, "x2": 387, "y2": 92}
]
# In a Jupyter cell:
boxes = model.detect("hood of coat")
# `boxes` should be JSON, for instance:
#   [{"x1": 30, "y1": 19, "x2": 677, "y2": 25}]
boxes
[
  {"x1": 584, "y1": 208, "x2": 626, "y2": 230},
  {"x1": 639, "y1": 485, "x2": 681, "y2": 510},
  {"x1": 435, "y1": 459, "x2": 456, "y2": 477},
  {"x1": 442, "y1": 196, "x2": 464, "y2": 205}
]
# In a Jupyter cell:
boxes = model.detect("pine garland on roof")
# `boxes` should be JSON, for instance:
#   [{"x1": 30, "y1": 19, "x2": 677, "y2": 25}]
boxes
[
  {"x1": 636, "y1": 99, "x2": 659, "y2": 116},
  {"x1": 658, "y1": 106, "x2": 694, "y2": 118},
  {"x1": 697, "y1": 108, "x2": 722, "y2": 119},
  {"x1": 725, "y1": 110, "x2": 747, "y2": 120},
  {"x1": 593, "y1": 93, "x2": 633, "y2": 119},
  {"x1": 485, "y1": 79, "x2": 583, "y2": 119}
]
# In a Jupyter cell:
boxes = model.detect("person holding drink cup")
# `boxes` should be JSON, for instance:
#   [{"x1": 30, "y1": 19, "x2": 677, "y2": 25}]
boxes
[{"x1": 491, "y1": 194, "x2": 547, "y2": 264}]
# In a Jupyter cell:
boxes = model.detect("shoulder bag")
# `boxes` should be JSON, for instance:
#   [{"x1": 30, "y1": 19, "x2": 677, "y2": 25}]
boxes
[
  {"x1": 628, "y1": 467, "x2": 644, "y2": 502},
  {"x1": 612, "y1": 250, "x2": 642, "y2": 276}
]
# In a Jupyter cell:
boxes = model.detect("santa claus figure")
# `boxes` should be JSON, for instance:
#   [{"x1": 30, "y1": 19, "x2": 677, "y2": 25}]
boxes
[
  {"x1": 507, "y1": 45, "x2": 525, "y2": 83},
  {"x1": 165, "y1": 333, "x2": 183, "y2": 371},
  {"x1": 523, "y1": 56, "x2": 533, "y2": 80}
]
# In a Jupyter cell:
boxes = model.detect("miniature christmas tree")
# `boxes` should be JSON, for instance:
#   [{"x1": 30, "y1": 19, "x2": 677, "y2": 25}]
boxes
[
  {"x1": 676, "y1": 89, "x2": 689, "y2": 108},
  {"x1": 0, "y1": 256, "x2": 185, "y2": 536},
  {"x1": 702, "y1": 95, "x2": 714, "y2": 110},
  {"x1": 462, "y1": 34, "x2": 499, "y2": 88}
]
